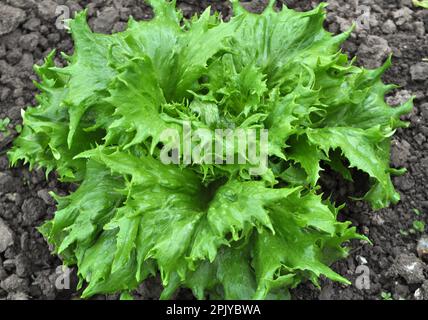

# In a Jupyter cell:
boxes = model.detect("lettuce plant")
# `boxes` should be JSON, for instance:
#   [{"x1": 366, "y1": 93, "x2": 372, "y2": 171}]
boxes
[{"x1": 9, "y1": 0, "x2": 412, "y2": 299}]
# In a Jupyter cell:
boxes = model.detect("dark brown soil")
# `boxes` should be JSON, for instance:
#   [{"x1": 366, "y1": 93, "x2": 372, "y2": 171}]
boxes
[{"x1": 0, "y1": 0, "x2": 427, "y2": 300}]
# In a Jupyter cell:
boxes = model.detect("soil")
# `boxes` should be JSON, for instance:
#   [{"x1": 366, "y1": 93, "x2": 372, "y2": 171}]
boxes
[{"x1": 0, "y1": 0, "x2": 427, "y2": 301}]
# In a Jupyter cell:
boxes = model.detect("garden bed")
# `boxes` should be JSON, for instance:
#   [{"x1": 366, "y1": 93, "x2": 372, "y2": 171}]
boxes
[{"x1": 0, "y1": 0, "x2": 427, "y2": 300}]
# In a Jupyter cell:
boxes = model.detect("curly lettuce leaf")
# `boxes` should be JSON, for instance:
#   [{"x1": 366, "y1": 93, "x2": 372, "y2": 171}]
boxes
[{"x1": 413, "y1": 0, "x2": 428, "y2": 9}]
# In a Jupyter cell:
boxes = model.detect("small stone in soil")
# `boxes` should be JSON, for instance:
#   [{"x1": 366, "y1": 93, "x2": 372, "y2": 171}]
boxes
[
  {"x1": 416, "y1": 236, "x2": 428, "y2": 263},
  {"x1": 37, "y1": 189, "x2": 55, "y2": 206},
  {"x1": 356, "y1": 255, "x2": 368, "y2": 265},
  {"x1": 7, "y1": 291, "x2": 29, "y2": 300},
  {"x1": 0, "y1": 274, "x2": 29, "y2": 293},
  {"x1": 410, "y1": 63, "x2": 428, "y2": 81},
  {"x1": 386, "y1": 90, "x2": 412, "y2": 106},
  {"x1": 23, "y1": 18, "x2": 41, "y2": 31},
  {"x1": 391, "y1": 138, "x2": 411, "y2": 167},
  {"x1": 14, "y1": 254, "x2": 29, "y2": 278},
  {"x1": 0, "y1": 267, "x2": 7, "y2": 281},
  {"x1": 0, "y1": 5, "x2": 26, "y2": 36},
  {"x1": 92, "y1": 7, "x2": 120, "y2": 34},
  {"x1": 382, "y1": 20, "x2": 397, "y2": 34},
  {"x1": 394, "y1": 175, "x2": 415, "y2": 191},
  {"x1": 0, "y1": 218, "x2": 14, "y2": 253},
  {"x1": 389, "y1": 253, "x2": 426, "y2": 285},
  {"x1": 421, "y1": 157, "x2": 428, "y2": 170},
  {"x1": 37, "y1": 0, "x2": 59, "y2": 21},
  {"x1": 414, "y1": 133, "x2": 426, "y2": 145},
  {"x1": 19, "y1": 33, "x2": 40, "y2": 52},
  {"x1": 414, "y1": 281, "x2": 428, "y2": 300},
  {"x1": 393, "y1": 7, "x2": 413, "y2": 26},
  {"x1": 357, "y1": 35, "x2": 391, "y2": 69},
  {"x1": 420, "y1": 103, "x2": 428, "y2": 121},
  {"x1": 21, "y1": 198, "x2": 46, "y2": 226},
  {"x1": 394, "y1": 282, "x2": 410, "y2": 299},
  {"x1": 2, "y1": 259, "x2": 15, "y2": 272},
  {"x1": 0, "y1": 172, "x2": 17, "y2": 194}
]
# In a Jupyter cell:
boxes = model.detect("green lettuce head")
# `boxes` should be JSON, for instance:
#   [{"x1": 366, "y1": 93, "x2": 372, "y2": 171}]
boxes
[{"x1": 9, "y1": 0, "x2": 412, "y2": 299}]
